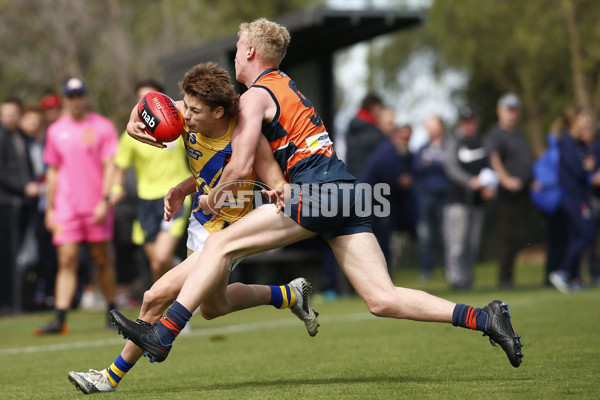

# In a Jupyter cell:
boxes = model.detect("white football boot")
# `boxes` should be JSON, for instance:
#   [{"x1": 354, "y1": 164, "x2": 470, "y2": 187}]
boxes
[
  {"x1": 68, "y1": 369, "x2": 117, "y2": 394},
  {"x1": 289, "y1": 278, "x2": 320, "y2": 337}
]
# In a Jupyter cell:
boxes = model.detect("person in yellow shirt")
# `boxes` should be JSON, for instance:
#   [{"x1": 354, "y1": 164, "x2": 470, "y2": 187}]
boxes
[{"x1": 111, "y1": 80, "x2": 190, "y2": 281}]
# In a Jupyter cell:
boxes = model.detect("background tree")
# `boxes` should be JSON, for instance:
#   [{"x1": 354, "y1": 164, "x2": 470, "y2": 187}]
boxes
[{"x1": 0, "y1": 0, "x2": 320, "y2": 127}]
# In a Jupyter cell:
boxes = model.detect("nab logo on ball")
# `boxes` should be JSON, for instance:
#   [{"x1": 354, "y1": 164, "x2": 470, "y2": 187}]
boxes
[
  {"x1": 139, "y1": 99, "x2": 161, "y2": 134},
  {"x1": 137, "y1": 91, "x2": 184, "y2": 142}
]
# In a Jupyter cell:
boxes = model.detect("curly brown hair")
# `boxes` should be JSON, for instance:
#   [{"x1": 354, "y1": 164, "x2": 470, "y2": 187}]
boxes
[{"x1": 179, "y1": 62, "x2": 239, "y2": 119}]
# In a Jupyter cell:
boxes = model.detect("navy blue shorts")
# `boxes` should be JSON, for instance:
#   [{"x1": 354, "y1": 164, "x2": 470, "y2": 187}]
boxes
[
  {"x1": 285, "y1": 181, "x2": 373, "y2": 241},
  {"x1": 137, "y1": 198, "x2": 186, "y2": 243}
]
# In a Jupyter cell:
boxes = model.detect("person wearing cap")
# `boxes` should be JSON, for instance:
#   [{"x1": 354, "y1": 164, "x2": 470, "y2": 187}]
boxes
[
  {"x1": 443, "y1": 106, "x2": 497, "y2": 290},
  {"x1": 484, "y1": 93, "x2": 534, "y2": 288},
  {"x1": 35, "y1": 77, "x2": 119, "y2": 334},
  {"x1": 40, "y1": 94, "x2": 62, "y2": 125}
]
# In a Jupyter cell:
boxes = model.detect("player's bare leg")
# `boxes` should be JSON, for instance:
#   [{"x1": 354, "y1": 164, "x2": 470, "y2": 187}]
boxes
[
  {"x1": 329, "y1": 231, "x2": 523, "y2": 367},
  {"x1": 71, "y1": 242, "x2": 314, "y2": 393},
  {"x1": 104, "y1": 203, "x2": 320, "y2": 360},
  {"x1": 54, "y1": 242, "x2": 81, "y2": 311},
  {"x1": 176, "y1": 205, "x2": 314, "y2": 312},
  {"x1": 328, "y1": 232, "x2": 455, "y2": 321},
  {"x1": 145, "y1": 231, "x2": 180, "y2": 281},
  {"x1": 88, "y1": 241, "x2": 116, "y2": 309},
  {"x1": 108, "y1": 205, "x2": 315, "y2": 361}
]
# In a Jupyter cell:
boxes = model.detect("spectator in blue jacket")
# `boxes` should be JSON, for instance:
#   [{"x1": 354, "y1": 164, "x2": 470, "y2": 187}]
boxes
[
  {"x1": 581, "y1": 118, "x2": 600, "y2": 286},
  {"x1": 549, "y1": 108, "x2": 596, "y2": 293},
  {"x1": 413, "y1": 114, "x2": 448, "y2": 281},
  {"x1": 360, "y1": 124, "x2": 416, "y2": 268}
]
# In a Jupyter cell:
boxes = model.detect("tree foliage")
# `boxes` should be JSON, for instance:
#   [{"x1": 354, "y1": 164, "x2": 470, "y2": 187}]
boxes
[
  {"x1": 0, "y1": 0, "x2": 319, "y2": 127},
  {"x1": 367, "y1": 0, "x2": 600, "y2": 155}
]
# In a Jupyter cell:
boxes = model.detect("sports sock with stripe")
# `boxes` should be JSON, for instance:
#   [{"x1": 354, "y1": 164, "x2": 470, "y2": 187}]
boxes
[
  {"x1": 105, "y1": 354, "x2": 134, "y2": 387},
  {"x1": 55, "y1": 309, "x2": 67, "y2": 325},
  {"x1": 156, "y1": 301, "x2": 192, "y2": 346},
  {"x1": 452, "y1": 303, "x2": 488, "y2": 332},
  {"x1": 268, "y1": 284, "x2": 297, "y2": 309}
]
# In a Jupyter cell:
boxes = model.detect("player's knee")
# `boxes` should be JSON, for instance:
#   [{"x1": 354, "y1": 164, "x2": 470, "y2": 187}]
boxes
[
  {"x1": 204, "y1": 233, "x2": 230, "y2": 257},
  {"x1": 57, "y1": 254, "x2": 78, "y2": 270},
  {"x1": 199, "y1": 303, "x2": 225, "y2": 320},
  {"x1": 142, "y1": 287, "x2": 169, "y2": 312},
  {"x1": 364, "y1": 294, "x2": 397, "y2": 318},
  {"x1": 153, "y1": 251, "x2": 174, "y2": 270}
]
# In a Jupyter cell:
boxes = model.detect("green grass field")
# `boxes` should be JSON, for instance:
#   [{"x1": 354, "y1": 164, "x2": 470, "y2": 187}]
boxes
[{"x1": 1, "y1": 261, "x2": 599, "y2": 399}]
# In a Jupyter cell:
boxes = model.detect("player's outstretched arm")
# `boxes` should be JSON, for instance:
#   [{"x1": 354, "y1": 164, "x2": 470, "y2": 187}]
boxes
[{"x1": 164, "y1": 175, "x2": 196, "y2": 221}]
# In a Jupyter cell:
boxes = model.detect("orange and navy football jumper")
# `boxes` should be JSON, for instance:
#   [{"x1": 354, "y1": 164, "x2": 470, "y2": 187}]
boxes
[
  {"x1": 252, "y1": 69, "x2": 373, "y2": 238},
  {"x1": 251, "y1": 68, "x2": 355, "y2": 185}
]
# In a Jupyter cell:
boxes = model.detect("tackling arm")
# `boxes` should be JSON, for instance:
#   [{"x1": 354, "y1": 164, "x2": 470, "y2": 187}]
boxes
[
  {"x1": 254, "y1": 135, "x2": 286, "y2": 189},
  {"x1": 205, "y1": 88, "x2": 270, "y2": 210}
]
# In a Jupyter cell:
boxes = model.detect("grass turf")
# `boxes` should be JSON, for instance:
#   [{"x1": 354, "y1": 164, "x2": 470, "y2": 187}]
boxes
[{"x1": 0, "y1": 261, "x2": 598, "y2": 399}]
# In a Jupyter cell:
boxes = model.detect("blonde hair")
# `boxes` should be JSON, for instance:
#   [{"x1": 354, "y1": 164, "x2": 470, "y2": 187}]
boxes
[{"x1": 239, "y1": 18, "x2": 291, "y2": 67}]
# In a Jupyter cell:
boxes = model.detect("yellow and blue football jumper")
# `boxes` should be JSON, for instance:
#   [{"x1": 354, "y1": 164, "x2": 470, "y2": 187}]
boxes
[{"x1": 183, "y1": 118, "x2": 256, "y2": 232}]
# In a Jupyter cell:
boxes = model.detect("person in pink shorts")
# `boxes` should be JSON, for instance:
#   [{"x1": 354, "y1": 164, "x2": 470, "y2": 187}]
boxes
[{"x1": 34, "y1": 77, "x2": 119, "y2": 335}]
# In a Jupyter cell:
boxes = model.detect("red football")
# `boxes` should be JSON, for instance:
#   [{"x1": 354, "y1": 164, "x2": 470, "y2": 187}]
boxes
[{"x1": 137, "y1": 91, "x2": 184, "y2": 142}]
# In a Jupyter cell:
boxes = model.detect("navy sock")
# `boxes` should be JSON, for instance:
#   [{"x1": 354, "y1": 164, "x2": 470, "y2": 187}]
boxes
[
  {"x1": 55, "y1": 309, "x2": 67, "y2": 325},
  {"x1": 156, "y1": 301, "x2": 192, "y2": 346},
  {"x1": 452, "y1": 303, "x2": 488, "y2": 332}
]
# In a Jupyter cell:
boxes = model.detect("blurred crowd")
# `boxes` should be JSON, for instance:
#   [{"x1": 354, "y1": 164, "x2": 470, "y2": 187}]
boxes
[
  {"x1": 350, "y1": 91, "x2": 600, "y2": 292},
  {"x1": 0, "y1": 78, "x2": 190, "y2": 331},
  {"x1": 1, "y1": 83, "x2": 599, "y2": 322}
]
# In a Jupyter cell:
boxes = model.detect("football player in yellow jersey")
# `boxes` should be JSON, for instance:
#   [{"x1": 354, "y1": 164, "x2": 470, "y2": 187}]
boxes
[{"x1": 68, "y1": 63, "x2": 318, "y2": 394}]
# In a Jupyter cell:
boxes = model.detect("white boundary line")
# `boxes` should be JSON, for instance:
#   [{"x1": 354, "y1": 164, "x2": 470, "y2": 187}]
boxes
[{"x1": 0, "y1": 312, "x2": 374, "y2": 356}]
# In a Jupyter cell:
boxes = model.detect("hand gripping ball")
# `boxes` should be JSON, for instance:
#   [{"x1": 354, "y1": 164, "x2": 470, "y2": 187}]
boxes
[{"x1": 137, "y1": 91, "x2": 184, "y2": 142}]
